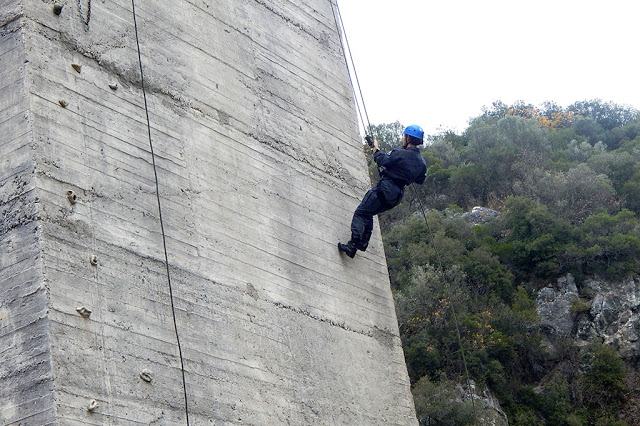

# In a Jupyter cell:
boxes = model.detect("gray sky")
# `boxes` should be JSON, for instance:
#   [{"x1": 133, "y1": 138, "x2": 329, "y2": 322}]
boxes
[{"x1": 336, "y1": 0, "x2": 640, "y2": 136}]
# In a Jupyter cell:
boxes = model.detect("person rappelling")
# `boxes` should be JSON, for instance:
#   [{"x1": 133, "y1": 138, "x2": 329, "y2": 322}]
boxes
[{"x1": 338, "y1": 125, "x2": 428, "y2": 258}]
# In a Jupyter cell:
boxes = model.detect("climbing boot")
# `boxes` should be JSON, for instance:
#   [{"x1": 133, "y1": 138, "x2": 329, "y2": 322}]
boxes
[{"x1": 338, "y1": 242, "x2": 357, "y2": 258}]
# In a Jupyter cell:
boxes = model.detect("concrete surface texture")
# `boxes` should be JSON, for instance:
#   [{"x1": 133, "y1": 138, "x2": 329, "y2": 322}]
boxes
[{"x1": 0, "y1": 0, "x2": 417, "y2": 424}]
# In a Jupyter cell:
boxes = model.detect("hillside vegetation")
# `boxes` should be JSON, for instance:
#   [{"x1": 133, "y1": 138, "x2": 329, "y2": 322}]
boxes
[{"x1": 367, "y1": 100, "x2": 640, "y2": 425}]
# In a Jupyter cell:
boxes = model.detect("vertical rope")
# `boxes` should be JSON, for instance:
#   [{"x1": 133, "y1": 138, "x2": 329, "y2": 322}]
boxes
[
  {"x1": 331, "y1": 0, "x2": 480, "y2": 419},
  {"x1": 130, "y1": 2, "x2": 190, "y2": 424},
  {"x1": 409, "y1": 186, "x2": 478, "y2": 422},
  {"x1": 76, "y1": 0, "x2": 91, "y2": 25},
  {"x1": 330, "y1": 0, "x2": 371, "y2": 135},
  {"x1": 334, "y1": 2, "x2": 372, "y2": 131}
]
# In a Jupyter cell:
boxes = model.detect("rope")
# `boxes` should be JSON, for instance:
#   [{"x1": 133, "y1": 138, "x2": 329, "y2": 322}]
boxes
[
  {"x1": 77, "y1": 0, "x2": 91, "y2": 25},
  {"x1": 130, "y1": 2, "x2": 190, "y2": 424},
  {"x1": 330, "y1": 0, "x2": 479, "y2": 419},
  {"x1": 329, "y1": 0, "x2": 371, "y2": 135},
  {"x1": 408, "y1": 186, "x2": 478, "y2": 422}
]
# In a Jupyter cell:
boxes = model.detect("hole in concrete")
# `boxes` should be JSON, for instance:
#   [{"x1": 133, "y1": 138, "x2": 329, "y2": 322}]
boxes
[{"x1": 66, "y1": 190, "x2": 77, "y2": 204}]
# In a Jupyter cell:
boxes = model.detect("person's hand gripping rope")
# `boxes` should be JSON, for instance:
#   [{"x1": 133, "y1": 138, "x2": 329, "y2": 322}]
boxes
[{"x1": 365, "y1": 135, "x2": 380, "y2": 153}]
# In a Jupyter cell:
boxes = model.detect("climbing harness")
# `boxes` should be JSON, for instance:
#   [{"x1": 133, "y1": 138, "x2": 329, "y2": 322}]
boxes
[
  {"x1": 330, "y1": 1, "x2": 479, "y2": 420},
  {"x1": 131, "y1": 1, "x2": 190, "y2": 424}
]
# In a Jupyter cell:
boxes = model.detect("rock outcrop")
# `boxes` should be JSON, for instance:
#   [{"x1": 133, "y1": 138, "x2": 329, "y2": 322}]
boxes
[
  {"x1": 461, "y1": 206, "x2": 501, "y2": 226},
  {"x1": 457, "y1": 381, "x2": 509, "y2": 426},
  {"x1": 536, "y1": 273, "x2": 640, "y2": 360},
  {"x1": 580, "y1": 277, "x2": 640, "y2": 359}
]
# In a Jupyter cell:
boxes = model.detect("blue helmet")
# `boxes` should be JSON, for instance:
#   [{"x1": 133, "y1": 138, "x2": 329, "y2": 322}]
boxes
[{"x1": 403, "y1": 124, "x2": 424, "y2": 140}]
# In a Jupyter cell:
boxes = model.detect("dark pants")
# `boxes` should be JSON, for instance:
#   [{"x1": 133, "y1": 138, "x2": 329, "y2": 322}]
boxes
[{"x1": 350, "y1": 179, "x2": 404, "y2": 250}]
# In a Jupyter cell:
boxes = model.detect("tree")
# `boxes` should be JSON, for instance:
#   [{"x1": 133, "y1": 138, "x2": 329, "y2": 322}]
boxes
[
  {"x1": 567, "y1": 99, "x2": 639, "y2": 130},
  {"x1": 579, "y1": 210, "x2": 640, "y2": 278},
  {"x1": 620, "y1": 169, "x2": 640, "y2": 213},
  {"x1": 588, "y1": 150, "x2": 639, "y2": 191},
  {"x1": 495, "y1": 197, "x2": 573, "y2": 278},
  {"x1": 428, "y1": 135, "x2": 462, "y2": 168},
  {"x1": 371, "y1": 99, "x2": 639, "y2": 423},
  {"x1": 566, "y1": 139, "x2": 606, "y2": 163},
  {"x1": 461, "y1": 116, "x2": 551, "y2": 206},
  {"x1": 535, "y1": 163, "x2": 618, "y2": 223},
  {"x1": 412, "y1": 376, "x2": 477, "y2": 425},
  {"x1": 367, "y1": 121, "x2": 404, "y2": 152},
  {"x1": 579, "y1": 343, "x2": 628, "y2": 421},
  {"x1": 573, "y1": 117, "x2": 605, "y2": 145}
]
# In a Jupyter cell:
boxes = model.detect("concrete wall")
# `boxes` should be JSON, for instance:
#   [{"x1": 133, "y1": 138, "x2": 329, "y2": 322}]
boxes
[
  {"x1": 0, "y1": 1, "x2": 56, "y2": 423},
  {"x1": 1, "y1": 0, "x2": 417, "y2": 424}
]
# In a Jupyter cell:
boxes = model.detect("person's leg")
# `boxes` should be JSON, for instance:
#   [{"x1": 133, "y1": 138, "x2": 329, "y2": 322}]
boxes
[
  {"x1": 339, "y1": 188, "x2": 379, "y2": 258},
  {"x1": 340, "y1": 187, "x2": 393, "y2": 257},
  {"x1": 352, "y1": 183, "x2": 404, "y2": 251},
  {"x1": 350, "y1": 188, "x2": 382, "y2": 248}
]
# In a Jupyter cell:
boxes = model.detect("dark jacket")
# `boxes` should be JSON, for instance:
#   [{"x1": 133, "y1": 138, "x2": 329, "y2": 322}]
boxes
[
  {"x1": 374, "y1": 147, "x2": 427, "y2": 186},
  {"x1": 373, "y1": 147, "x2": 427, "y2": 205}
]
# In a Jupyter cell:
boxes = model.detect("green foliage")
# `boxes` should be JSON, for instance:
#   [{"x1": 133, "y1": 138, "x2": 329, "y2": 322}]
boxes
[
  {"x1": 588, "y1": 150, "x2": 638, "y2": 191},
  {"x1": 463, "y1": 246, "x2": 515, "y2": 303},
  {"x1": 579, "y1": 210, "x2": 640, "y2": 277},
  {"x1": 423, "y1": 163, "x2": 451, "y2": 207},
  {"x1": 412, "y1": 376, "x2": 477, "y2": 425},
  {"x1": 367, "y1": 121, "x2": 404, "y2": 152},
  {"x1": 535, "y1": 163, "x2": 618, "y2": 223},
  {"x1": 376, "y1": 99, "x2": 638, "y2": 424},
  {"x1": 567, "y1": 100, "x2": 639, "y2": 131},
  {"x1": 495, "y1": 197, "x2": 572, "y2": 278},
  {"x1": 427, "y1": 133, "x2": 464, "y2": 168},
  {"x1": 579, "y1": 343, "x2": 628, "y2": 422},
  {"x1": 574, "y1": 117, "x2": 606, "y2": 144},
  {"x1": 620, "y1": 169, "x2": 640, "y2": 213},
  {"x1": 565, "y1": 139, "x2": 606, "y2": 162},
  {"x1": 511, "y1": 286, "x2": 537, "y2": 323}
]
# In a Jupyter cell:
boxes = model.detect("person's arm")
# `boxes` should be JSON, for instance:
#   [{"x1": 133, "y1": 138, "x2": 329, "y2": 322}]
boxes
[
  {"x1": 415, "y1": 159, "x2": 427, "y2": 184},
  {"x1": 374, "y1": 149, "x2": 393, "y2": 167}
]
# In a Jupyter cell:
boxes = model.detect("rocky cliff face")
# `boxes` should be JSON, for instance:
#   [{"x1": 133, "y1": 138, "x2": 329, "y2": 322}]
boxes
[
  {"x1": 537, "y1": 273, "x2": 640, "y2": 361},
  {"x1": 535, "y1": 274, "x2": 640, "y2": 423},
  {"x1": 458, "y1": 382, "x2": 509, "y2": 426}
]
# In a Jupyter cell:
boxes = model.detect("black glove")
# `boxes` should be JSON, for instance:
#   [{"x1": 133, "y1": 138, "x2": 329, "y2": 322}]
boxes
[{"x1": 365, "y1": 135, "x2": 374, "y2": 148}]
